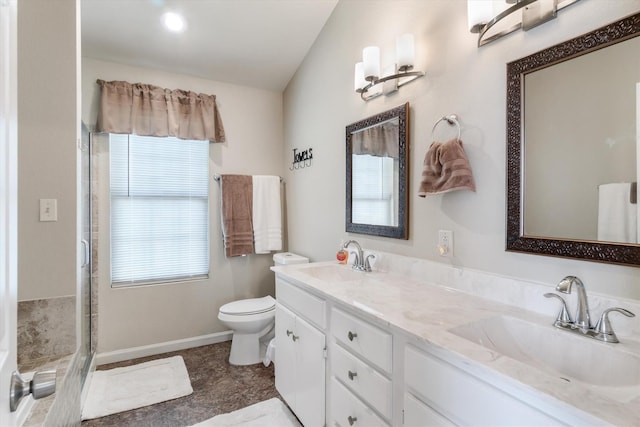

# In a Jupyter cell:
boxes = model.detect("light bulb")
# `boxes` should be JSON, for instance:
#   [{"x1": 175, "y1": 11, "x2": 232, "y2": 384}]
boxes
[{"x1": 467, "y1": 0, "x2": 494, "y2": 32}]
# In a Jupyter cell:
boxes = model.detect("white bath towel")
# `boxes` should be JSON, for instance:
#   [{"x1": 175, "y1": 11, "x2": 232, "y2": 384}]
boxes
[
  {"x1": 252, "y1": 175, "x2": 282, "y2": 254},
  {"x1": 597, "y1": 182, "x2": 637, "y2": 243}
]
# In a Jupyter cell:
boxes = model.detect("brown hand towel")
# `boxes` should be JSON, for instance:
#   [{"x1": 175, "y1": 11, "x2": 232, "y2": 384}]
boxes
[
  {"x1": 418, "y1": 138, "x2": 476, "y2": 197},
  {"x1": 220, "y1": 174, "x2": 255, "y2": 257}
]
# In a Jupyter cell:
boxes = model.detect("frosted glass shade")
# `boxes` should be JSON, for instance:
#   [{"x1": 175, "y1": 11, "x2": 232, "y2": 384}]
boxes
[
  {"x1": 362, "y1": 46, "x2": 380, "y2": 81},
  {"x1": 354, "y1": 62, "x2": 367, "y2": 91},
  {"x1": 396, "y1": 34, "x2": 415, "y2": 71},
  {"x1": 467, "y1": 0, "x2": 495, "y2": 32}
]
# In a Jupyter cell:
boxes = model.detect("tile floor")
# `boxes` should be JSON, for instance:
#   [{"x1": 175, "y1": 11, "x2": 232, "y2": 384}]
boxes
[{"x1": 81, "y1": 341, "x2": 282, "y2": 427}]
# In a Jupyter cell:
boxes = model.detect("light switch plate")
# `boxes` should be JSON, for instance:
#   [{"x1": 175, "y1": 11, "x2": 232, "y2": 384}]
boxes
[{"x1": 39, "y1": 199, "x2": 58, "y2": 222}]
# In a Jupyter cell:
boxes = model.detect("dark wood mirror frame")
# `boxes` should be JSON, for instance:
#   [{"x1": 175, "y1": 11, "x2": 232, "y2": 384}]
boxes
[
  {"x1": 506, "y1": 12, "x2": 640, "y2": 266},
  {"x1": 346, "y1": 102, "x2": 409, "y2": 239}
]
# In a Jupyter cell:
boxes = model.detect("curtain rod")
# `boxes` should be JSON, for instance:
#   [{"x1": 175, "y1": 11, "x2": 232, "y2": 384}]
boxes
[{"x1": 213, "y1": 174, "x2": 283, "y2": 182}]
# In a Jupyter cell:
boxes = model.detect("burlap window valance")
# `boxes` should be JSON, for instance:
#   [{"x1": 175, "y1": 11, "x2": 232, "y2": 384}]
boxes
[
  {"x1": 351, "y1": 121, "x2": 399, "y2": 159},
  {"x1": 95, "y1": 79, "x2": 226, "y2": 142}
]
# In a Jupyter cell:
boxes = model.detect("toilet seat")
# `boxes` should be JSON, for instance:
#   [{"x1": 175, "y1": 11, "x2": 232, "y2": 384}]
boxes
[{"x1": 219, "y1": 295, "x2": 275, "y2": 316}]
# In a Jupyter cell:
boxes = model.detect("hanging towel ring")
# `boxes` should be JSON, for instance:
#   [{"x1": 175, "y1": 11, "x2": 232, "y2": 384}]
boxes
[{"x1": 431, "y1": 114, "x2": 461, "y2": 141}]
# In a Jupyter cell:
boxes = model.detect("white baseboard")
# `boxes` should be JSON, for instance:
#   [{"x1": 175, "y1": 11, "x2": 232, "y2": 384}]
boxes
[{"x1": 96, "y1": 331, "x2": 233, "y2": 366}]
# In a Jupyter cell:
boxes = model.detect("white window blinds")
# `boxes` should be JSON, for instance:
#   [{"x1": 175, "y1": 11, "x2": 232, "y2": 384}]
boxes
[
  {"x1": 110, "y1": 134, "x2": 210, "y2": 286},
  {"x1": 351, "y1": 154, "x2": 397, "y2": 226}
]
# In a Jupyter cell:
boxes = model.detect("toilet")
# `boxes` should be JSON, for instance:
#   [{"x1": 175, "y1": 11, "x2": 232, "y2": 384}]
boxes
[{"x1": 218, "y1": 252, "x2": 309, "y2": 365}]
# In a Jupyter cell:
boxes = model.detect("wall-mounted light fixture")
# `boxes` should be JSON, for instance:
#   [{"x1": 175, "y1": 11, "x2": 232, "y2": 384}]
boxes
[
  {"x1": 354, "y1": 34, "x2": 425, "y2": 101},
  {"x1": 468, "y1": 0, "x2": 581, "y2": 47}
]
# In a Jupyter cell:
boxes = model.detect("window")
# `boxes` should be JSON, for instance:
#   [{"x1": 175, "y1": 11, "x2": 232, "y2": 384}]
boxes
[
  {"x1": 351, "y1": 154, "x2": 397, "y2": 226},
  {"x1": 110, "y1": 134, "x2": 209, "y2": 286}
]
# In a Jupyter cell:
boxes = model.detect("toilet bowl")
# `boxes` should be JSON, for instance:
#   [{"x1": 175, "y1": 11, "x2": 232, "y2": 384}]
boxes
[
  {"x1": 218, "y1": 252, "x2": 309, "y2": 365},
  {"x1": 218, "y1": 296, "x2": 276, "y2": 366}
]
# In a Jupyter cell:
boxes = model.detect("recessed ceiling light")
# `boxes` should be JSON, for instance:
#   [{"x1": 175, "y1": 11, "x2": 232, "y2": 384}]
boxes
[{"x1": 162, "y1": 12, "x2": 186, "y2": 33}]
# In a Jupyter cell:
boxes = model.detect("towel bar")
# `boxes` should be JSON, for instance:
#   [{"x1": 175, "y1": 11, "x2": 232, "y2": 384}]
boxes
[{"x1": 213, "y1": 174, "x2": 283, "y2": 183}]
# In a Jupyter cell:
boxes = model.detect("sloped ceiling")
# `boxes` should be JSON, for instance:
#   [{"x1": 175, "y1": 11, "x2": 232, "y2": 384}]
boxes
[{"x1": 82, "y1": 0, "x2": 339, "y2": 91}]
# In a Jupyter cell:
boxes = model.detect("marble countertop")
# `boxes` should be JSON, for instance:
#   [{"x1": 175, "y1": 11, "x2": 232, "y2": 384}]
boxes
[{"x1": 272, "y1": 261, "x2": 640, "y2": 426}]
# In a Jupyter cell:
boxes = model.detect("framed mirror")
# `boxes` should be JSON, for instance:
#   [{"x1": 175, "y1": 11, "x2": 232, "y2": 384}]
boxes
[
  {"x1": 506, "y1": 12, "x2": 640, "y2": 266},
  {"x1": 346, "y1": 103, "x2": 409, "y2": 239}
]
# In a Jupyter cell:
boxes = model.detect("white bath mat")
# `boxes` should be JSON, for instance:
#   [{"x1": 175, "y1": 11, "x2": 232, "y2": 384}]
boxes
[
  {"x1": 190, "y1": 398, "x2": 301, "y2": 427},
  {"x1": 81, "y1": 355, "x2": 193, "y2": 420}
]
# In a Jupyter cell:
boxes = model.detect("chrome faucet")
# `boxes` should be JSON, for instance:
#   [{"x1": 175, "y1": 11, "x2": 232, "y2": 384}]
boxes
[
  {"x1": 556, "y1": 275, "x2": 591, "y2": 331},
  {"x1": 545, "y1": 275, "x2": 636, "y2": 343},
  {"x1": 342, "y1": 240, "x2": 374, "y2": 272}
]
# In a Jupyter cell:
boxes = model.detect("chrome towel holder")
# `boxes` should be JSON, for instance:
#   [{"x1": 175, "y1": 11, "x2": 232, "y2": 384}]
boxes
[{"x1": 431, "y1": 114, "x2": 461, "y2": 141}]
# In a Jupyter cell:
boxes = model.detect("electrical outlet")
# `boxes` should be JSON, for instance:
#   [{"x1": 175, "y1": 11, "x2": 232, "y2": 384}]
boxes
[{"x1": 438, "y1": 229, "x2": 453, "y2": 257}]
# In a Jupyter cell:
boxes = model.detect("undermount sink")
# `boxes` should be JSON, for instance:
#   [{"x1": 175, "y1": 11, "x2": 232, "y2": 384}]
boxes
[
  {"x1": 301, "y1": 264, "x2": 370, "y2": 282},
  {"x1": 449, "y1": 315, "x2": 640, "y2": 389}
]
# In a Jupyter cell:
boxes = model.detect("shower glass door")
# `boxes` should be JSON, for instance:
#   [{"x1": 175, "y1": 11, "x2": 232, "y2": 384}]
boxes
[{"x1": 79, "y1": 123, "x2": 93, "y2": 384}]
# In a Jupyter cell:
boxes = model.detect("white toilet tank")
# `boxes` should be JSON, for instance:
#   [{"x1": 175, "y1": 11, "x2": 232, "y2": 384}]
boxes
[{"x1": 273, "y1": 252, "x2": 309, "y2": 266}]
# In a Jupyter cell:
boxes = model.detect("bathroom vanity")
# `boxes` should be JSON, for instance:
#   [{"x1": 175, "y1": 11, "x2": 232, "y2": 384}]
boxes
[{"x1": 272, "y1": 253, "x2": 640, "y2": 426}]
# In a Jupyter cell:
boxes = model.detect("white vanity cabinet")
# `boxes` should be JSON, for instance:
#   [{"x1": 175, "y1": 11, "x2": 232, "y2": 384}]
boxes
[
  {"x1": 275, "y1": 278, "x2": 326, "y2": 427},
  {"x1": 404, "y1": 344, "x2": 564, "y2": 426},
  {"x1": 274, "y1": 264, "x2": 612, "y2": 427},
  {"x1": 329, "y1": 307, "x2": 393, "y2": 426}
]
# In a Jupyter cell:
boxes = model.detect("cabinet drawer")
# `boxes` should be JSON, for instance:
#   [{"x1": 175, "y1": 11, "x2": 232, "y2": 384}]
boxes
[
  {"x1": 331, "y1": 378, "x2": 388, "y2": 427},
  {"x1": 404, "y1": 392, "x2": 455, "y2": 427},
  {"x1": 332, "y1": 344, "x2": 392, "y2": 420},
  {"x1": 276, "y1": 278, "x2": 326, "y2": 329},
  {"x1": 331, "y1": 308, "x2": 392, "y2": 374},
  {"x1": 405, "y1": 345, "x2": 562, "y2": 426}
]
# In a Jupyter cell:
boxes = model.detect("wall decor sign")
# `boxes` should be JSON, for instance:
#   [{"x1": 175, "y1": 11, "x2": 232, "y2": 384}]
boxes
[{"x1": 290, "y1": 147, "x2": 313, "y2": 170}]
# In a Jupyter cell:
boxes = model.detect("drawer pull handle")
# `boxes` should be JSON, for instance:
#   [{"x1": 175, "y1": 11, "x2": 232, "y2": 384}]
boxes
[
  {"x1": 292, "y1": 334, "x2": 299, "y2": 342},
  {"x1": 348, "y1": 415, "x2": 358, "y2": 425},
  {"x1": 348, "y1": 370, "x2": 357, "y2": 380},
  {"x1": 286, "y1": 329, "x2": 293, "y2": 337},
  {"x1": 348, "y1": 331, "x2": 358, "y2": 341}
]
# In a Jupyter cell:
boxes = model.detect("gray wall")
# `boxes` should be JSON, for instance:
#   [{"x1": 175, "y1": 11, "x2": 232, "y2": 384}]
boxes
[
  {"x1": 18, "y1": 1, "x2": 83, "y2": 425},
  {"x1": 17, "y1": 0, "x2": 79, "y2": 373},
  {"x1": 283, "y1": 0, "x2": 640, "y2": 300},
  {"x1": 18, "y1": 0, "x2": 78, "y2": 302}
]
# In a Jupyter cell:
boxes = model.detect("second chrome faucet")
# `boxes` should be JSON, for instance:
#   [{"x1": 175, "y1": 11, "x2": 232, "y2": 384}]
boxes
[
  {"x1": 545, "y1": 275, "x2": 635, "y2": 343},
  {"x1": 556, "y1": 276, "x2": 591, "y2": 331}
]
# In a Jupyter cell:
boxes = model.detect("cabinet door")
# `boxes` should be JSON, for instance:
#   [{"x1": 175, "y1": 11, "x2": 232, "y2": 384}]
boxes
[
  {"x1": 275, "y1": 304, "x2": 297, "y2": 409},
  {"x1": 404, "y1": 392, "x2": 455, "y2": 427},
  {"x1": 405, "y1": 345, "x2": 563, "y2": 426},
  {"x1": 295, "y1": 313, "x2": 326, "y2": 427}
]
